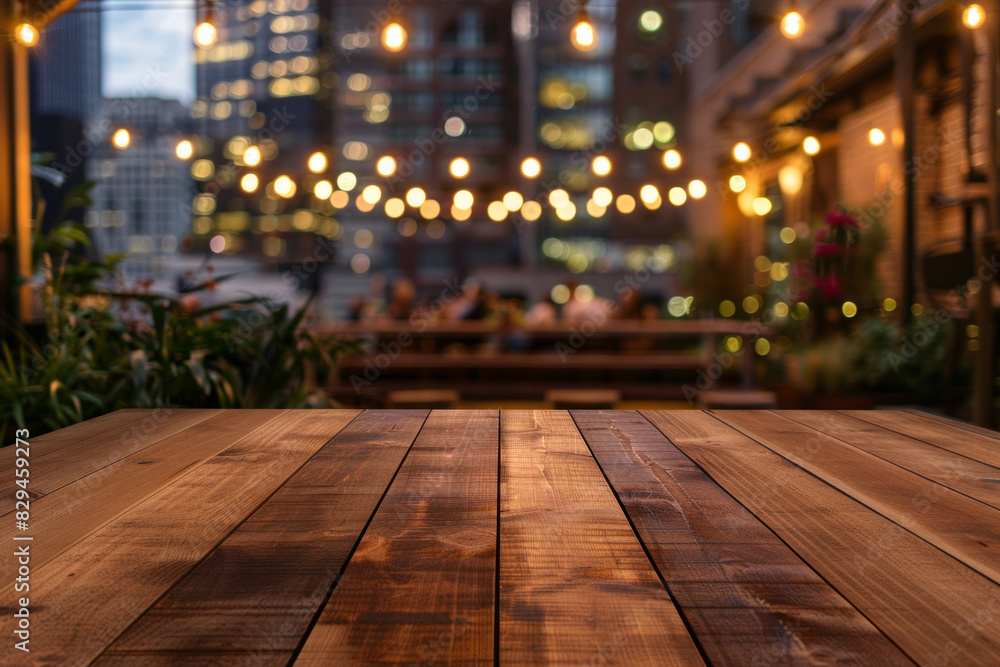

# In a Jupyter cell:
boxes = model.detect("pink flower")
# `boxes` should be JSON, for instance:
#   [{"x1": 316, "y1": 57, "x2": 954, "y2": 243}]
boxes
[
  {"x1": 826, "y1": 212, "x2": 859, "y2": 228},
  {"x1": 814, "y1": 228, "x2": 829, "y2": 242},
  {"x1": 812, "y1": 243, "x2": 843, "y2": 258},
  {"x1": 813, "y1": 275, "x2": 843, "y2": 301},
  {"x1": 792, "y1": 261, "x2": 812, "y2": 280}
]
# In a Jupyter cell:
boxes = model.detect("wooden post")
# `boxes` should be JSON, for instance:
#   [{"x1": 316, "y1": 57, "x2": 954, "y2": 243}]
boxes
[
  {"x1": 0, "y1": 6, "x2": 34, "y2": 323},
  {"x1": 972, "y1": 1, "x2": 1000, "y2": 428}
]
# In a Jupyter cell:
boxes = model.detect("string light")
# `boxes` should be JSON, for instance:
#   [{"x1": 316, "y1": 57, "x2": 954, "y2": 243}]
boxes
[
  {"x1": 803, "y1": 136, "x2": 821, "y2": 155},
  {"x1": 733, "y1": 142, "x2": 751, "y2": 162},
  {"x1": 308, "y1": 152, "x2": 327, "y2": 173},
  {"x1": 406, "y1": 187, "x2": 427, "y2": 207},
  {"x1": 592, "y1": 156, "x2": 612, "y2": 176},
  {"x1": 454, "y1": 190, "x2": 474, "y2": 209},
  {"x1": 688, "y1": 180, "x2": 707, "y2": 199},
  {"x1": 376, "y1": 155, "x2": 397, "y2": 177},
  {"x1": 314, "y1": 180, "x2": 333, "y2": 200},
  {"x1": 175, "y1": 140, "x2": 194, "y2": 160},
  {"x1": 240, "y1": 174, "x2": 258, "y2": 192},
  {"x1": 194, "y1": 0, "x2": 217, "y2": 49},
  {"x1": 663, "y1": 149, "x2": 681, "y2": 169},
  {"x1": 963, "y1": 3, "x2": 986, "y2": 29},
  {"x1": 449, "y1": 157, "x2": 470, "y2": 178},
  {"x1": 274, "y1": 176, "x2": 296, "y2": 198},
  {"x1": 571, "y1": 2, "x2": 597, "y2": 51},
  {"x1": 780, "y1": 4, "x2": 805, "y2": 39},
  {"x1": 382, "y1": 22, "x2": 407, "y2": 51},
  {"x1": 112, "y1": 129, "x2": 130, "y2": 149},
  {"x1": 243, "y1": 146, "x2": 262, "y2": 166},
  {"x1": 14, "y1": 22, "x2": 39, "y2": 47},
  {"x1": 520, "y1": 157, "x2": 542, "y2": 178}
]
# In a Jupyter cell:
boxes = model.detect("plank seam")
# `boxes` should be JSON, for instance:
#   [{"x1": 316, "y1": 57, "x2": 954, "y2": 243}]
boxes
[
  {"x1": 832, "y1": 410, "x2": 1000, "y2": 468},
  {"x1": 91, "y1": 409, "x2": 365, "y2": 662},
  {"x1": 285, "y1": 409, "x2": 431, "y2": 665},
  {"x1": 494, "y1": 410, "x2": 501, "y2": 667},
  {"x1": 1, "y1": 410, "x2": 224, "y2": 515},
  {"x1": 568, "y1": 410, "x2": 712, "y2": 666},
  {"x1": 638, "y1": 410, "x2": 924, "y2": 663},
  {"x1": 775, "y1": 411, "x2": 1000, "y2": 511},
  {"x1": 28, "y1": 411, "x2": 293, "y2": 580},
  {"x1": 713, "y1": 411, "x2": 1000, "y2": 584}
]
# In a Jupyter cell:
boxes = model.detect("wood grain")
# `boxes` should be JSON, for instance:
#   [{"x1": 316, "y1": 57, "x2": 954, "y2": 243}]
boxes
[
  {"x1": 95, "y1": 410, "x2": 427, "y2": 666},
  {"x1": 294, "y1": 410, "x2": 498, "y2": 665},
  {"x1": 0, "y1": 410, "x2": 286, "y2": 583},
  {"x1": 573, "y1": 410, "x2": 912, "y2": 666},
  {"x1": 8, "y1": 410, "x2": 359, "y2": 666},
  {"x1": 783, "y1": 410, "x2": 1000, "y2": 511},
  {"x1": 902, "y1": 408, "x2": 1000, "y2": 441},
  {"x1": 500, "y1": 410, "x2": 704, "y2": 666},
  {"x1": 0, "y1": 409, "x2": 156, "y2": 468},
  {"x1": 720, "y1": 410, "x2": 1000, "y2": 584},
  {"x1": 1, "y1": 408, "x2": 223, "y2": 510},
  {"x1": 845, "y1": 410, "x2": 1000, "y2": 469},
  {"x1": 643, "y1": 410, "x2": 1000, "y2": 665}
]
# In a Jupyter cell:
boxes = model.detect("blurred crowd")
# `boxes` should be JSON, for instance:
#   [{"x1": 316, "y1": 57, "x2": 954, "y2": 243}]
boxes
[{"x1": 347, "y1": 277, "x2": 665, "y2": 326}]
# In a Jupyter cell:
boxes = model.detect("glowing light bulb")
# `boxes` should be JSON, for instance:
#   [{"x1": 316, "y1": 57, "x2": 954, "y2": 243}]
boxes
[
  {"x1": 382, "y1": 22, "x2": 407, "y2": 51},
  {"x1": 592, "y1": 156, "x2": 612, "y2": 176},
  {"x1": 175, "y1": 140, "x2": 194, "y2": 160},
  {"x1": 314, "y1": 180, "x2": 333, "y2": 200},
  {"x1": 571, "y1": 12, "x2": 597, "y2": 51},
  {"x1": 963, "y1": 4, "x2": 986, "y2": 29},
  {"x1": 376, "y1": 155, "x2": 397, "y2": 177},
  {"x1": 308, "y1": 152, "x2": 327, "y2": 173},
  {"x1": 274, "y1": 176, "x2": 296, "y2": 198},
  {"x1": 112, "y1": 129, "x2": 130, "y2": 149},
  {"x1": 241, "y1": 174, "x2": 259, "y2": 192},
  {"x1": 14, "y1": 23, "x2": 39, "y2": 47},
  {"x1": 803, "y1": 136, "x2": 821, "y2": 155},
  {"x1": 780, "y1": 10, "x2": 805, "y2": 39},
  {"x1": 454, "y1": 189, "x2": 474, "y2": 209},
  {"x1": 663, "y1": 149, "x2": 681, "y2": 170},
  {"x1": 688, "y1": 180, "x2": 707, "y2": 199},
  {"x1": 449, "y1": 157, "x2": 470, "y2": 178},
  {"x1": 243, "y1": 146, "x2": 261, "y2": 166},
  {"x1": 194, "y1": 21, "x2": 217, "y2": 49},
  {"x1": 406, "y1": 187, "x2": 427, "y2": 207},
  {"x1": 520, "y1": 157, "x2": 541, "y2": 178},
  {"x1": 733, "y1": 142, "x2": 752, "y2": 163},
  {"x1": 869, "y1": 128, "x2": 886, "y2": 146}
]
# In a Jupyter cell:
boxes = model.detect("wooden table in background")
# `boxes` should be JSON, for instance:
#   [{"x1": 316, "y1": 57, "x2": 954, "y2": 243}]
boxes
[{"x1": 3, "y1": 409, "x2": 999, "y2": 665}]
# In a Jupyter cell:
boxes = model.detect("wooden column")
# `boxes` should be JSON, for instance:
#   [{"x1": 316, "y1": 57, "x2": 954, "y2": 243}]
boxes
[{"x1": 0, "y1": 6, "x2": 34, "y2": 322}]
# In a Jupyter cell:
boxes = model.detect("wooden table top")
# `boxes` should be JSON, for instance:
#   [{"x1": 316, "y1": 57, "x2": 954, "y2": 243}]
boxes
[{"x1": 4, "y1": 409, "x2": 999, "y2": 665}]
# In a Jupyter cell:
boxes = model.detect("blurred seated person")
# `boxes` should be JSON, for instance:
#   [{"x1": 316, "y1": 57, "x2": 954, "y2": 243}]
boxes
[
  {"x1": 562, "y1": 282, "x2": 614, "y2": 324},
  {"x1": 616, "y1": 286, "x2": 644, "y2": 320},
  {"x1": 525, "y1": 293, "x2": 558, "y2": 326},
  {"x1": 384, "y1": 277, "x2": 416, "y2": 320}
]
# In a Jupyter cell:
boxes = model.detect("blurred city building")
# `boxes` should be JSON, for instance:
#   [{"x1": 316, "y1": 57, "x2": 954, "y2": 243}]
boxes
[{"x1": 85, "y1": 98, "x2": 195, "y2": 281}]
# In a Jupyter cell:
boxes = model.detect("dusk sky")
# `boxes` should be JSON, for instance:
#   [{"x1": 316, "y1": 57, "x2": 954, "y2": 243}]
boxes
[{"x1": 102, "y1": 6, "x2": 195, "y2": 104}]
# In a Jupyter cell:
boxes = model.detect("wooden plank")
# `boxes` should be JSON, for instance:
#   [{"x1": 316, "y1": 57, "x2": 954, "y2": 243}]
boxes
[
  {"x1": 845, "y1": 410, "x2": 1000, "y2": 469},
  {"x1": 0, "y1": 410, "x2": 287, "y2": 584},
  {"x1": 0, "y1": 408, "x2": 223, "y2": 509},
  {"x1": 0, "y1": 409, "x2": 156, "y2": 468},
  {"x1": 294, "y1": 410, "x2": 498, "y2": 665},
  {"x1": 643, "y1": 410, "x2": 1000, "y2": 665},
  {"x1": 572, "y1": 410, "x2": 912, "y2": 666},
  {"x1": 784, "y1": 411, "x2": 1000, "y2": 511},
  {"x1": 10, "y1": 409, "x2": 359, "y2": 666},
  {"x1": 902, "y1": 409, "x2": 1000, "y2": 441},
  {"x1": 499, "y1": 410, "x2": 704, "y2": 665},
  {"x1": 97, "y1": 410, "x2": 427, "y2": 665},
  {"x1": 720, "y1": 410, "x2": 1000, "y2": 584}
]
